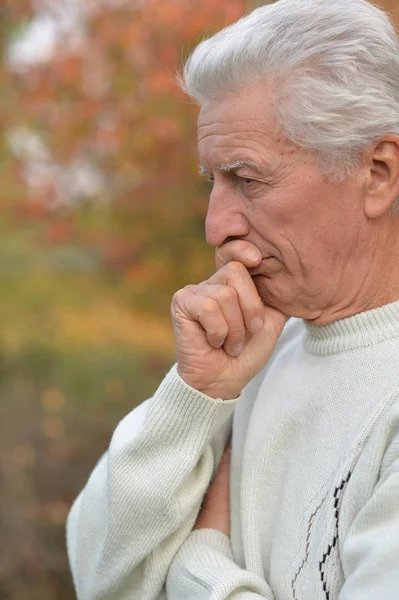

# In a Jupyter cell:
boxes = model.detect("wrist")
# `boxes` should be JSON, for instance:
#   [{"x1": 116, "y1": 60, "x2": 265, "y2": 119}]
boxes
[{"x1": 177, "y1": 368, "x2": 241, "y2": 400}]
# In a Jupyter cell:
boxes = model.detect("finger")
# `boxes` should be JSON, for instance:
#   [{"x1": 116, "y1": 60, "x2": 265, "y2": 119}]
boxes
[
  {"x1": 208, "y1": 261, "x2": 265, "y2": 335},
  {"x1": 197, "y1": 283, "x2": 246, "y2": 356},
  {"x1": 181, "y1": 291, "x2": 229, "y2": 349},
  {"x1": 216, "y1": 239, "x2": 262, "y2": 271}
]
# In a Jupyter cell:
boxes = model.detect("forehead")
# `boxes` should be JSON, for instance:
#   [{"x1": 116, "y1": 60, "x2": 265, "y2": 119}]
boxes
[{"x1": 197, "y1": 85, "x2": 294, "y2": 167}]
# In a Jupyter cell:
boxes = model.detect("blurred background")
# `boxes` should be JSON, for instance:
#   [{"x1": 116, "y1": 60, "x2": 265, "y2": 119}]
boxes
[{"x1": 0, "y1": 1, "x2": 398, "y2": 598}]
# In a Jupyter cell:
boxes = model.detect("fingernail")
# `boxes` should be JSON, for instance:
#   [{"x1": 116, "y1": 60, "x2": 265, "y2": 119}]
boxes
[
  {"x1": 230, "y1": 343, "x2": 243, "y2": 356},
  {"x1": 246, "y1": 249, "x2": 260, "y2": 262},
  {"x1": 250, "y1": 317, "x2": 264, "y2": 334}
]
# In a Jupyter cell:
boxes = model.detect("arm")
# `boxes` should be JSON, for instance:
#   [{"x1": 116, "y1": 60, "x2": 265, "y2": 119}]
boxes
[
  {"x1": 167, "y1": 529, "x2": 274, "y2": 600},
  {"x1": 166, "y1": 418, "x2": 399, "y2": 600},
  {"x1": 166, "y1": 435, "x2": 274, "y2": 600},
  {"x1": 66, "y1": 364, "x2": 237, "y2": 600},
  {"x1": 67, "y1": 240, "x2": 286, "y2": 600}
]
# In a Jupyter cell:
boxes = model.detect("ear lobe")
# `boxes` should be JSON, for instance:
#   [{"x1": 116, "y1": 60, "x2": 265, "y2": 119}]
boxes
[{"x1": 364, "y1": 138, "x2": 399, "y2": 219}]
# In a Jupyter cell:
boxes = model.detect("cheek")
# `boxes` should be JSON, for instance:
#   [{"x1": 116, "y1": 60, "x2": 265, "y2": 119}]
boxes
[{"x1": 249, "y1": 176, "x2": 359, "y2": 261}]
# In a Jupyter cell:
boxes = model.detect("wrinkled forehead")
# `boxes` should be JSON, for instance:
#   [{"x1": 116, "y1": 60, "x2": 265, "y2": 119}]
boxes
[{"x1": 196, "y1": 85, "x2": 298, "y2": 169}]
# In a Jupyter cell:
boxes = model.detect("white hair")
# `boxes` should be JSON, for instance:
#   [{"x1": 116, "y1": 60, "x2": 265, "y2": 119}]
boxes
[{"x1": 181, "y1": 0, "x2": 399, "y2": 200}]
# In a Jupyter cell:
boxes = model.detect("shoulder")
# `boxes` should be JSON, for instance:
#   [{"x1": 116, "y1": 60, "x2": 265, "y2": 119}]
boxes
[
  {"x1": 377, "y1": 391, "x2": 399, "y2": 478},
  {"x1": 351, "y1": 388, "x2": 399, "y2": 498}
]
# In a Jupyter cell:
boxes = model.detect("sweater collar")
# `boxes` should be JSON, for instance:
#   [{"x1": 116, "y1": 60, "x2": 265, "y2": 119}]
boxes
[{"x1": 303, "y1": 300, "x2": 399, "y2": 355}]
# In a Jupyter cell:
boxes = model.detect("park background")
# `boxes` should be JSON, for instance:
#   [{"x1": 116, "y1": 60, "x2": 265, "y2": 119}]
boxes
[{"x1": 0, "y1": 1, "x2": 398, "y2": 598}]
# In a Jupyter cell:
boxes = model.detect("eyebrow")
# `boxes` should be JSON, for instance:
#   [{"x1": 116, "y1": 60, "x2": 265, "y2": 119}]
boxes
[{"x1": 199, "y1": 159, "x2": 265, "y2": 177}]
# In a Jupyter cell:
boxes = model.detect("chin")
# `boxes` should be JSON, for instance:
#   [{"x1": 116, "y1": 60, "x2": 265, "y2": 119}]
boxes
[
  {"x1": 252, "y1": 275, "x2": 286, "y2": 309},
  {"x1": 252, "y1": 275, "x2": 299, "y2": 317},
  {"x1": 253, "y1": 275, "x2": 326, "y2": 322}
]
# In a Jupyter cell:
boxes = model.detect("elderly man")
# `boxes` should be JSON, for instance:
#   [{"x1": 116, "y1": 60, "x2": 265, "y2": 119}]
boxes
[{"x1": 67, "y1": 0, "x2": 399, "y2": 598}]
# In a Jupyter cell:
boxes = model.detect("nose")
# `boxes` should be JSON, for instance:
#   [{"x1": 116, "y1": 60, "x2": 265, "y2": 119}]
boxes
[{"x1": 205, "y1": 181, "x2": 250, "y2": 248}]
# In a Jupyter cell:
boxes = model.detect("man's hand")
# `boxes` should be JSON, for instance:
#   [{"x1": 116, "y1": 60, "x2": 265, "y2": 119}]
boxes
[
  {"x1": 171, "y1": 239, "x2": 288, "y2": 399},
  {"x1": 194, "y1": 440, "x2": 231, "y2": 536}
]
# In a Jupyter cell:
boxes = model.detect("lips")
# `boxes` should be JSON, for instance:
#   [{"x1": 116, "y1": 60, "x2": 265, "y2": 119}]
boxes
[{"x1": 248, "y1": 257, "x2": 280, "y2": 277}]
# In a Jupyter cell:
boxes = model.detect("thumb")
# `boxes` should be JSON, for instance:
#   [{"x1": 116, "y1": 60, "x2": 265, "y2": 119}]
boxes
[
  {"x1": 245, "y1": 305, "x2": 289, "y2": 366},
  {"x1": 216, "y1": 240, "x2": 262, "y2": 271}
]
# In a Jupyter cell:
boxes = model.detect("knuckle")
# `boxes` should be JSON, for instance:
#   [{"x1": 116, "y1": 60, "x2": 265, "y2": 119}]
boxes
[
  {"x1": 208, "y1": 324, "x2": 228, "y2": 338},
  {"x1": 171, "y1": 288, "x2": 186, "y2": 307},
  {"x1": 218, "y1": 285, "x2": 237, "y2": 303},
  {"x1": 171, "y1": 291, "x2": 181, "y2": 308},
  {"x1": 172, "y1": 285, "x2": 196, "y2": 305},
  {"x1": 198, "y1": 297, "x2": 218, "y2": 316},
  {"x1": 182, "y1": 284, "x2": 197, "y2": 294}
]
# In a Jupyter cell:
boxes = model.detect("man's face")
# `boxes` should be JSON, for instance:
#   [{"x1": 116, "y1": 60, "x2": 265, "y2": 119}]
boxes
[{"x1": 197, "y1": 84, "x2": 369, "y2": 322}]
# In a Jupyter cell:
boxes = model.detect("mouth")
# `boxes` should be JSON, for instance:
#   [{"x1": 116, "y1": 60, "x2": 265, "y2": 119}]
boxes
[{"x1": 248, "y1": 256, "x2": 280, "y2": 277}]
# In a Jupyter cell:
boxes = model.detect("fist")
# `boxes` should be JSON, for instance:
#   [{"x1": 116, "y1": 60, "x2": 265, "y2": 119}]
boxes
[{"x1": 171, "y1": 240, "x2": 288, "y2": 399}]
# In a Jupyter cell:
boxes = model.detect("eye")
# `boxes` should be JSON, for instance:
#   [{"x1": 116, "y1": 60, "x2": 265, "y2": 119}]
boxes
[
  {"x1": 235, "y1": 176, "x2": 263, "y2": 195},
  {"x1": 236, "y1": 176, "x2": 257, "y2": 187}
]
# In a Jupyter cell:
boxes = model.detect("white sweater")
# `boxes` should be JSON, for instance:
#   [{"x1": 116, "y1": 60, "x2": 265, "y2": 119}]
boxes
[{"x1": 67, "y1": 301, "x2": 399, "y2": 600}]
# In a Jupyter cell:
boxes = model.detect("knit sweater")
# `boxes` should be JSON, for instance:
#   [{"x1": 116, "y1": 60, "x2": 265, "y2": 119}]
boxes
[{"x1": 67, "y1": 301, "x2": 399, "y2": 600}]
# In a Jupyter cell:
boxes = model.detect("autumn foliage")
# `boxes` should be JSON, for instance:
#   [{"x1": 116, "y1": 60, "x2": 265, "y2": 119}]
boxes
[
  {"x1": 1, "y1": 0, "x2": 247, "y2": 307},
  {"x1": 1, "y1": 1, "x2": 397, "y2": 599},
  {"x1": 1, "y1": 1, "x2": 249, "y2": 599}
]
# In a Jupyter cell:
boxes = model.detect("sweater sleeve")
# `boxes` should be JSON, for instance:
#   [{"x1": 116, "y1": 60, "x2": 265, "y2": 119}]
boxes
[
  {"x1": 166, "y1": 529, "x2": 274, "y2": 599},
  {"x1": 66, "y1": 364, "x2": 238, "y2": 600},
  {"x1": 339, "y1": 438, "x2": 399, "y2": 599}
]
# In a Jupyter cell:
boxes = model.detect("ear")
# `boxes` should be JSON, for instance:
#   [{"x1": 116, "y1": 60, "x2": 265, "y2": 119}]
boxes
[{"x1": 364, "y1": 135, "x2": 399, "y2": 219}]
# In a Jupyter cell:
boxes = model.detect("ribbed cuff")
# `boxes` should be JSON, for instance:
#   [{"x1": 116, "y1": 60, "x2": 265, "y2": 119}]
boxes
[
  {"x1": 184, "y1": 528, "x2": 234, "y2": 561},
  {"x1": 145, "y1": 364, "x2": 240, "y2": 450},
  {"x1": 167, "y1": 526, "x2": 275, "y2": 599}
]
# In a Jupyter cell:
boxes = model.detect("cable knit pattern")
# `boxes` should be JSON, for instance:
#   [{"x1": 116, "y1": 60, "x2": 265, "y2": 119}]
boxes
[{"x1": 67, "y1": 301, "x2": 399, "y2": 599}]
